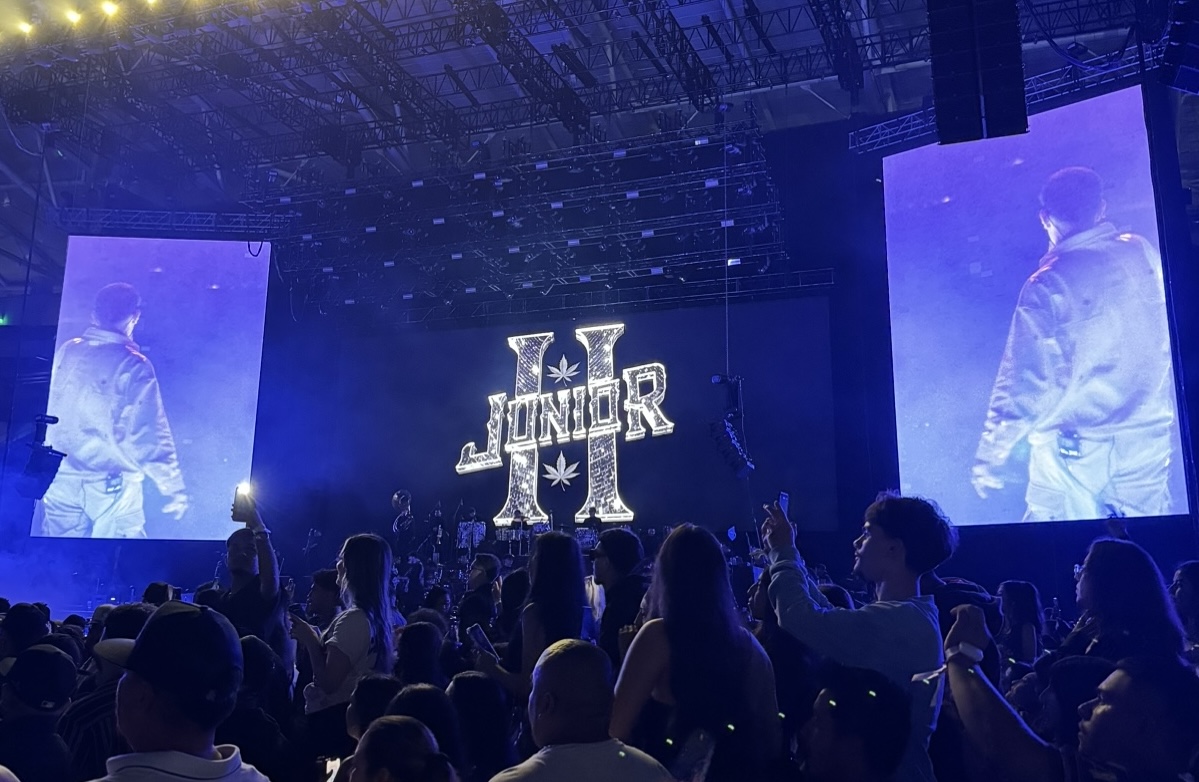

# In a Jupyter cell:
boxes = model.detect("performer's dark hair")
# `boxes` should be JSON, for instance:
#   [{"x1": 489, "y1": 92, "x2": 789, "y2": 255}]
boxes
[{"x1": 1040, "y1": 167, "x2": 1104, "y2": 226}]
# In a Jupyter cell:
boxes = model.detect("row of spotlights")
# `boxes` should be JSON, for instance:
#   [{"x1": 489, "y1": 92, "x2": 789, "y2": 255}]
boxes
[{"x1": 14, "y1": 0, "x2": 142, "y2": 34}]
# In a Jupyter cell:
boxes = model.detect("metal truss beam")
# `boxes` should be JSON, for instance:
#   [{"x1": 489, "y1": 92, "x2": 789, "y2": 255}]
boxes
[
  {"x1": 807, "y1": 0, "x2": 865, "y2": 95},
  {"x1": 455, "y1": 0, "x2": 592, "y2": 132},
  {"x1": 621, "y1": 0, "x2": 720, "y2": 111},
  {"x1": 848, "y1": 41, "x2": 1161, "y2": 153},
  {"x1": 54, "y1": 208, "x2": 294, "y2": 235}
]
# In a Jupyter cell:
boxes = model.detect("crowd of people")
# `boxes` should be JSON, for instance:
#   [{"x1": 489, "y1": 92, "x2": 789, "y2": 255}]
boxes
[{"x1": 0, "y1": 492, "x2": 1198, "y2": 782}]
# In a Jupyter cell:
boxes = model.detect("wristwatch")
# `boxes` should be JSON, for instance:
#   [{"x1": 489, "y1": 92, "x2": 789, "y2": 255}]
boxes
[{"x1": 945, "y1": 642, "x2": 985, "y2": 666}]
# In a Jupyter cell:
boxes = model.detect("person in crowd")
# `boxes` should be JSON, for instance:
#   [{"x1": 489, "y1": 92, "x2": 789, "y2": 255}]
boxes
[
  {"x1": 1168, "y1": 560, "x2": 1199, "y2": 661},
  {"x1": 945, "y1": 603, "x2": 1199, "y2": 782},
  {"x1": 215, "y1": 636, "x2": 292, "y2": 782},
  {"x1": 397, "y1": 622, "x2": 448, "y2": 688},
  {"x1": 762, "y1": 494, "x2": 956, "y2": 782},
  {"x1": 349, "y1": 716, "x2": 458, "y2": 782},
  {"x1": 424, "y1": 586, "x2": 453, "y2": 618},
  {"x1": 142, "y1": 582, "x2": 178, "y2": 606},
  {"x1": 747, "y1": 569, "x2": 820, "y2": 754},
  {"x1": 292, "y1": 533, "x2": 395, "y2": 763},
  {"x1": 447, "y1": 672, "x2": 516, "y2": 782},
  {"x1": 495, "y1": 569, "x2": 530, "y2": 641},
  {"x1": 477, "y1": 532, "x2": 588, "y2": 700},
  {"x1": 91, "y1": 601, "x2": 269, "y2": 781},
  {"x1": 919, "y1": 570, "x2": 1003, "y2": 683},
  {"x1": 0, "y1": 603, "x2": 51, "y2": 661},
  {"x1": 460, "y1": 554, "x2": 502, "y2": 628},
  {"x1": 591, "y1": 529, "x2": 648, "y2": 668},
  {"x1": 493, "y1": 639, "x2": 670, "y2": 782},
  {"x1": 346, "y1": 674, "x2": 403, "y2": 742},
  {"x1": 1043, "y1": 538, "x2": 1185, "y2": 669},
  {"x1": 59, "y1": 603, "x2": 155, "y2": 781},
  {"x1": 83, "y1": 604, "x2": 114, "y2": 656},
  {"x1": 1036, "y1": 656, "x2": 1115, "y2": 750},
  {"x1": 0, "y1": 599, "x2": 8, "y2": 614},
  {"x1": 997, "y1": 580, "x2": 1045, "y2": 664},
  {"x1": 612, "y1": 524, "x2": 781, "y2": 781},
  {"x1": 308, "y1": 568, "x2": 345, "y2": 631},
  {"x1": 197, "y1": 503, "x2": 291, "y2": 675},
  {"x1": 0, "y1": 766, "x2": 17, "y2": 782},
  {"x1": 407, "y1": 609, "x2": 450, "y2": 637},
  {"x1": 387, "y1": 684, "x2": 468, "y2": 775},
  {"x1": 40, "y1": 632, "x2": 84, "y2": 670},
  {"x1": 971, "y1": 166, "x2": 1177, "y2": 521},
  {"x1": 64, "y1": 614, "x2": 88, "y2": 630},
  {"x1": 799, "y1": 665, "x2": 912, "y2": 782},
  {"x1": 0, "y1": 644, "x2": 75, "y2": 782},
  {"x1": 33, "y1": 282, "x2": 189, "y2": 538}
]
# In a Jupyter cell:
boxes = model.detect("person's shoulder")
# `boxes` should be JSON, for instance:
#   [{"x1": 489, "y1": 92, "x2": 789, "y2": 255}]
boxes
[
  {"x1": 605, "y1": 741, "x2": 673, "y2": 779},
  {"x1": 488, "y1": 756, "x2": 544, "y2": 782}
]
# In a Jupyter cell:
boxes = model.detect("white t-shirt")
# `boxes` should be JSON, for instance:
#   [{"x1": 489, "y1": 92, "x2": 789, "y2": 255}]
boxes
[
  {"x1": 488, "y1": 739, "x2": 672, "y2": 782},
  {"x1": 89, "y1": 746, "x2": 270, "y2": 781},
  {"x1": 304, "y1": 608, "x2": 378, "y2": 714}
]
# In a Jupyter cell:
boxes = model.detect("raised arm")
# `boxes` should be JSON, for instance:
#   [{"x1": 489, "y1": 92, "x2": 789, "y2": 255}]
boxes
[{"x1": 945, "y1": 605, "x2": 1062, "y2": 782}]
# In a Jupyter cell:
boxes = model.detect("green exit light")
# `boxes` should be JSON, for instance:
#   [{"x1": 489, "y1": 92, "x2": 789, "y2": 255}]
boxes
[{"x1": 0, "y1": 315, "x2": 9, "y2": 326}]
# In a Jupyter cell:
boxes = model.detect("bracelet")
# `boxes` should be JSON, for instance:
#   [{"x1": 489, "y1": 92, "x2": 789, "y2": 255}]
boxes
[
  {"x1": 946, "y1": 642, "x2": 985, "y2": 666},
  {"x1": 253, "y1": 528, "x2": 272, "y2": 538}
]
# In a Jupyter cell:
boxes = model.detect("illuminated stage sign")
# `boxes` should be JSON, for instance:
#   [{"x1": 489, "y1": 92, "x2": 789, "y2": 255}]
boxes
[{"x1": 456, "y1": 323, "x2": 674, "y2": 525}]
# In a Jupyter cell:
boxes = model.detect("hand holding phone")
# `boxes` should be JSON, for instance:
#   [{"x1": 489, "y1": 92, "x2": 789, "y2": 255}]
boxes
[
  {"x1": 232, "y1": 482, "x2": 265, "y2": 532},
  {"x1": 777, "y1": 492, "x2": 790, "y2": 517},
  {"x1": 465, "y1": 623, "x2": 498, "y2": 659}
]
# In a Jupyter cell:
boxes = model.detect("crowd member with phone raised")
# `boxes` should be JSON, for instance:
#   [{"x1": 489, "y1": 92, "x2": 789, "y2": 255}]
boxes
[{"x1": 761, "y1": 493, "x2": 957, "y2": 782}]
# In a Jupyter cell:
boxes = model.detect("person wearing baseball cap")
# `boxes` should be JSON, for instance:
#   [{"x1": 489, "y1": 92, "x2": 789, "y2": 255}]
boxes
[
  {"x1": 0, "y1": 644, "x2": 75, "y2": 782},
  {"x1": 90, "y1": 601, "x2": 269, "y2": 781},
  {"x1": 0, "y1": 603, "x2": 51, "y2": 661}
]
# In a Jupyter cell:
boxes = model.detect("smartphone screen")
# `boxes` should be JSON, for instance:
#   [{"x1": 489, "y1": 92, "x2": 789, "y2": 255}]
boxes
[
  {"x1": 466, "y1": 623, "x2": 498, "y2": 658},
  {"x1": 778, "y1": 492, "x2": 790, "y2": 517}
]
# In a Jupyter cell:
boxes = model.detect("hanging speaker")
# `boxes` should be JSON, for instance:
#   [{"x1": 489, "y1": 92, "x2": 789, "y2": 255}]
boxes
[{"x1": 928, "y1": 0, "x2": 1028, "y2": 143}]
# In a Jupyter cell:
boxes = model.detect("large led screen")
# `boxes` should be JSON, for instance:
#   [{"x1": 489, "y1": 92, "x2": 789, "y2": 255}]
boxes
[
  {"x1": 34, "y1": 237, "x2": 271, "y2": 540},
  {"x1": 884, "y1": 86, "x2": 1188, "y2": 526}
]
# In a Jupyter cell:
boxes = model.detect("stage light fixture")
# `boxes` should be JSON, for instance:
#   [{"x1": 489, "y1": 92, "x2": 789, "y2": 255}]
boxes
[
  {"x1": 17, "y1": 21, "x2": 33, "y2": 33},
  {"x1": 66, "y1": 9, "x2": 82, "y2": 23},
  {"x1": 101, "y1": 1, "x2": 118, "y2": 15}
]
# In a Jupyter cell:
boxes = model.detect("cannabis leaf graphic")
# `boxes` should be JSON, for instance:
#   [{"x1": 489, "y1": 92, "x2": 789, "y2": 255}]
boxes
[
  {"x1": 543, "y1": 452, "x2": 581, "y2": 490},
  {"x1": 547, "y1": 355, "x2": 581, "y2": 385}
]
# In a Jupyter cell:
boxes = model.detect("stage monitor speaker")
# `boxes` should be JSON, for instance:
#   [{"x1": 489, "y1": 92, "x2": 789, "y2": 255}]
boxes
[
  {"x1": 1164, "y1": 0, "x2": 1199, "y2": 94},
  {"x1": 928, "y1": 0, "x2": 1028, "y2": 144}
]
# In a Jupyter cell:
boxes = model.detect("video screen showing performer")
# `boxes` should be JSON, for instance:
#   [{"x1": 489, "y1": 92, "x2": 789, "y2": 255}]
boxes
[
  {"x1": 33, "y1": 237, "x2": 271, "y2": 540},
  {"x1": 884, "y1": 87, "x2": 1189, "y2": 525}
]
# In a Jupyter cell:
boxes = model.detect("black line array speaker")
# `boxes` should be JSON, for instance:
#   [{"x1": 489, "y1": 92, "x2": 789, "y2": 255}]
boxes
[
  {"x1": 1164, "y1": 0, "x2": 1199, "y2": 94},
  {"x1": 927, "y1": 0, "x2": 1028, "y2": 143}
]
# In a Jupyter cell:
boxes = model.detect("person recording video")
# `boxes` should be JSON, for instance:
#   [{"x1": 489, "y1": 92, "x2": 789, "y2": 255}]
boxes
[
  {"x1": 971, "y1": 167, "x2": 1177, "y2": 520},
  {"x1": 33, "y1": 282, "x2": 188, "y2": 538}
]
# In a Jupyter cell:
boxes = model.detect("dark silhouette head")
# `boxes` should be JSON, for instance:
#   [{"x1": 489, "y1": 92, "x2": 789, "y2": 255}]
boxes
[
  {"x1": 999, "y1": 580, "x2": 1045, "y2": 634},
  {"x1": 802, "y1": 665, "x2": 912, "y2": 782},
  {"x1": 387, "y1": 684, "x2": 467, "y2": 774},
  {"x1": 93, "y1": 283, "x2": 142, "y2": 332},
  {"x1": 1040, "y1": 167, "x2": 1105, "y2": 229},
  {"x1": 353, "y1": 716, "x2": 458, "y2": 782},
  {"x1": 447, "y1": 671, "x2": 516, "y2": 779},
  {"x1": 346, "y1": 674, "x2": 403, "y2": 741},
  {"x1": 396, "y1": 622, "x2": 447, "y2": 688}
]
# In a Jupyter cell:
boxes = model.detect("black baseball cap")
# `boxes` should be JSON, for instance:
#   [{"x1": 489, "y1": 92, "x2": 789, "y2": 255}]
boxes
[
  {"x1": 94, "y1": 601, "x2": 243, "y2": 728},
  {"x1": 4, "y1": 644, "x2": 77, "y2": 712},
  {"x1": 1, "y1": 603, "x2": 51, "y2": 651}
]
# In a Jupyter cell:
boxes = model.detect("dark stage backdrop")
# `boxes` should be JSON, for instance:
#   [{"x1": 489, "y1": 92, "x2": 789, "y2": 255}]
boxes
[{"x1": 252, "y1": 295, "x2": 838, "y2": 561}]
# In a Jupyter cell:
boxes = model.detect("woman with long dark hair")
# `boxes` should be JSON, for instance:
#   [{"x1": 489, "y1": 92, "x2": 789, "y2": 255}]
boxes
[
  {"x1": 611, "y1": 524, "x2": 781, "y2": 781},
  {"x1": 396, "y1": 621, "x2": 448, "y2": 688},
  {"x1": 997, "y1": 580, "x2": 1044, "y2": 664},
  {"x1": 477, "y1": 531, "x2": 587, "y2": 699},
  {"x1": 1049, "y1": 538, "x2": 1185, "y2": 666},
  {"x1": 292, "y1": 533, "x2": 395, "y2": 760}
]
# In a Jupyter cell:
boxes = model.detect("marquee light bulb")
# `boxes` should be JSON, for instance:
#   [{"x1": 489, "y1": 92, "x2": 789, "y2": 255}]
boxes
[
  {"x1": 17, "y1": 21, "x2": 33, "y2": 33},
  {"x1": 101, "y1": 1, "x2": 118, "y2": 15},
  {"x1": 65, "y1": 10, "x2": 82, "y2": 23}
]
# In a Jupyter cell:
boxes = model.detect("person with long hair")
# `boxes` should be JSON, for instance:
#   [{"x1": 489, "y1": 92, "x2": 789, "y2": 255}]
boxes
[
  {"x1": 350, "y1": 716, "x2": 459, "y2": 782},
  {"x1": 447, "y1": 672, "x2": 516, "y2": 782},
  {"x1": 476, "y1": 531, "x2": 587, "y2": 699},
  {"x1": 611, "y1": 524, "x2": 781, "y2": 781},
  {"x1": 386, "y1": 684, "x2": 468, "y2": 776},
  {"x1": 997, "y1": 580, "x2": 1044, "y2": 664},
  {"x1": 396, "y1": 622, "x2": 448, "y2": 688},
  {"x1": 1050, "y1": 538, "x2": 1186, "y2": 666},
  {"x1": 1168, "y1": 560, "x2": 1199, "y2": 663},
  {"x1": 292, "y1": 533, "x2": 395, "y2": 761}
]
